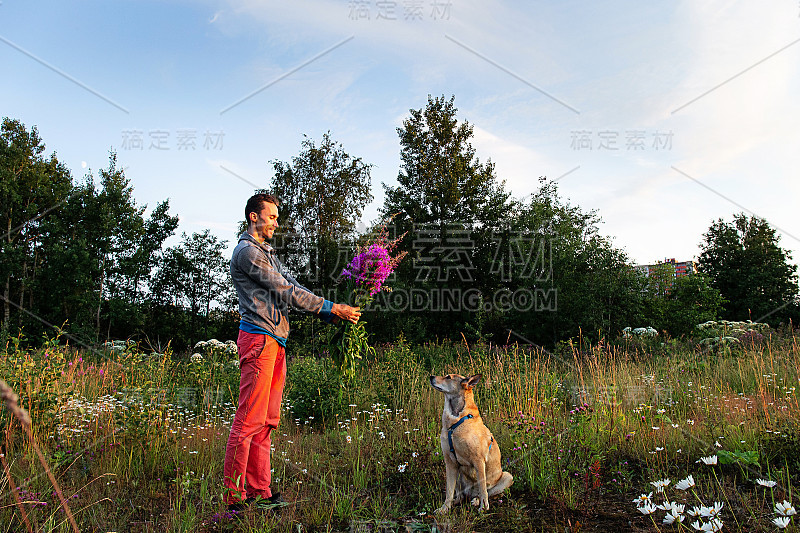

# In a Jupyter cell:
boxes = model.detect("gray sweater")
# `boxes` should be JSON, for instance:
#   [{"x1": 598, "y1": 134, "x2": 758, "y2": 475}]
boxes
[{"x1": 230, "y1": 232, "x2": 333, "y2": 343}]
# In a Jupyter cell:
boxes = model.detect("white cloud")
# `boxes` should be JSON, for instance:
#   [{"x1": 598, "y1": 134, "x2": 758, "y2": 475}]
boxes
[{"x1": 471, "y1": 125, "x2": 562, "y2": 199}]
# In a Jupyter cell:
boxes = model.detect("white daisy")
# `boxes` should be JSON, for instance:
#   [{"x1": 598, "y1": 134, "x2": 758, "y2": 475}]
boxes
[
  {"x1": 775, "y1": 501, "x2": 797, "y2": 517},
  {"x1": 638, "y1": 502, "x2": 657, "y2": 515},
  {"x1": 650, "y1": 479, "x2": 670, "y2": 493},
  {"x1": 701, "y1": 501, "x2": 723, "y2": 519},
  {"x1": 663, "y1": 511, "x2": 685, "y2": 524},
  {"x1": 675, "y1": 475, "x2": 695, "y2": 490},
  {"x1": 773, "y1": 516, "x2": 791, "y2": 529}
]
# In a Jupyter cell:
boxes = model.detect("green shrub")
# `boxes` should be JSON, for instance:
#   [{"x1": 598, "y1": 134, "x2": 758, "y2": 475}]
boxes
[{"x1": 284, "y1": 356, "x2": 346, "y2": 426}]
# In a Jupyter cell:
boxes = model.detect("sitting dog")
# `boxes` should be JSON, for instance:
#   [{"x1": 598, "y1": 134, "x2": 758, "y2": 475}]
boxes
[{"x1": 429, "y1": 374, "x2": 513, "y2": 514}]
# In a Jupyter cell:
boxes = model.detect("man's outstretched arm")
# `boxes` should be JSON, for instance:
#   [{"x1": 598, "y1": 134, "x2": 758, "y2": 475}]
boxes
[{"x1": 331, "y1": 303, "x2": 361, "y2": 324}]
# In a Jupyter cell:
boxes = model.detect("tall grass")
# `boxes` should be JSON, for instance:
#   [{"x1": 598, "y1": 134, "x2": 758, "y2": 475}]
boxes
[{"x1": 1, "y1": 330, "x2": 798, "y2": 531}]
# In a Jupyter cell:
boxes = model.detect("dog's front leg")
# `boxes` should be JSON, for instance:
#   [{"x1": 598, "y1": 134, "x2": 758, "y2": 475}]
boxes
[
  {"x1": 475, "y1": 460, "x2": 490, "y2": 512},
  {"x1": 435, "y1": 457, "x2": 459, "y2": 515}
]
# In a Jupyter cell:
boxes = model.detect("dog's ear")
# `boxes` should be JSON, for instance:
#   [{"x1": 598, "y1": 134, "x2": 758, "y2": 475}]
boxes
[{"x1": 462, "y1": 374, "x2": 482, "y2": 389}]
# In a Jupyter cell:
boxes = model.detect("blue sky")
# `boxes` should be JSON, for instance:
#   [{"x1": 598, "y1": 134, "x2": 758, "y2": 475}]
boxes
[{"x1": 2, "y1": 0, "x2": 799, "y2": 270}]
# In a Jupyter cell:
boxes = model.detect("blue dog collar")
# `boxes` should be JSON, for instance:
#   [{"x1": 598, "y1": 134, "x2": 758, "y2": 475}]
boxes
[
  {"x1": 447, "y1": 414, "x2": 473, "y2": 456},
  {"x1": 447, "y1": 414, "x2": 494, "y2": 461}
]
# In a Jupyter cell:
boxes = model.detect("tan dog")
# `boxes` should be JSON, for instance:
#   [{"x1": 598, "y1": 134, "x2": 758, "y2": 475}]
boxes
[{"x1": 429, "y1": 374, "x2": 513, "y2": 514}]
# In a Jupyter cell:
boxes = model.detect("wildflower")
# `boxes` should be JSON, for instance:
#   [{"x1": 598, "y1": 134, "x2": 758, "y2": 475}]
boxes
[
  {"x1": 398, "y1": 463, "x2": 408, "y2": 473},
  {"x1": 346, "y1": 435, "x2": 352, "y2": 444},
  {"x1": 657, "y1": 500, "x2": 676, "y2": 511},
  {"x1": 773, "y1": 516, "x2": 791, "y2": 529},
  {"x1": 340, "y1": 238, "x2": 407, "y2": 297},
  {"x1": 633, "y1": 493, "x2": 653, "y2": 507},
  {"x1": 756, "y1": 478, "x2": 777, "y2": 488},
  {"x1": 775, "y1": 501, "x2": 797, "y2": 516},
  {"x1": 701, "y1": 519, "x2": 724, "y2": 532},
  {"x1": 697, "y1": 455, "x2": 718, "y2": 465},
  {"x1": 637, "y1": 502, "x2": 657, "y2": 515},
  {"x1": 190, "y1": 353, "x2": 203, "y2": 362},
  {"x1": 663, "y1": 512, "x2": 685, "y2": 524},
  {"x1": 378, "y1": 431, "x2": 386, "y2": 439},
  {"x1": 675, "y1": 475, "x2": 695, "y2": 490},
  {"x1": 650, "y1": 479, "x2": 670, "y2": 493},
  {"x1": 701, "y1": 502, "x2": 723, "y2": 518},
  {"x1": 687, "y1": 506, "x2": 703, "y2": 517}
]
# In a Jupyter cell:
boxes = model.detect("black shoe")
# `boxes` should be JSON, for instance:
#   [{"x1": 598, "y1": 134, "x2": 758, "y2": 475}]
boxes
[
  {"x1": 226, "y1": 501, "x2": 249, "y2": 513},
  {"x1": 251, "y1": 492, "x2": 285, "y2": 512}
]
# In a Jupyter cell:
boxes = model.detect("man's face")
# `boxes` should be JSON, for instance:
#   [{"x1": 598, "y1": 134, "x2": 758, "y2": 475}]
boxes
[{"x1": 250, "y1": 201, "x2": 279, "y2": 241}]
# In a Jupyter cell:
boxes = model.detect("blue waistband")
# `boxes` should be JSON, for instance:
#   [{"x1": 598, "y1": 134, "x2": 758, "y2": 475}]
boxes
[{"x1": 239, "y1": 320, "x2": 287, "y2": 347}]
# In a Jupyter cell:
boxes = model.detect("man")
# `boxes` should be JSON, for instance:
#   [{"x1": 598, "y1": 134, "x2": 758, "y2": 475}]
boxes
[{"x1": 223, "y1": 193, "x2": 361, "y2": 511}]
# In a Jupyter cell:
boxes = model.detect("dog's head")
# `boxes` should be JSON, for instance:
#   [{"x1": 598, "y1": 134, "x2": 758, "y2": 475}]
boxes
[{"x1": 429, "y1": 374, "x2": 482, "y2": 395}]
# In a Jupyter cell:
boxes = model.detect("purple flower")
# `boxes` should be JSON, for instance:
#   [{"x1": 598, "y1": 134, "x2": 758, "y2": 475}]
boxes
[{"x1": 341, "y1": 229, "x2": 407, "y2": 298}]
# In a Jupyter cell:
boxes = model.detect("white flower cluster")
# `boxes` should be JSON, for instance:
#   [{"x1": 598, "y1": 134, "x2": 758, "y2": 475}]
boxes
[
  {"x1": 698, "y1": 336, "x2": 740, "y2": 348},
  {"x1": 696, "y1": 320, "x2": 768, "y2": 333},
  {"x1": 102, "y1": 340, "x2": 135, "y2": 354},
  {"x1": 696, "y1": 320, "x2": 768, "y2": 347},
  {"x1": 192, "y1": 338, "x2": 238, "y2": 365},
  {"x1": 772, "y1": 500, "x2": 796, "y2": 529},
  {"x1": 623, "y1": 326, "x2": 658, "y2": 338},
  {"x1": 636, "y1": 460, "x2": 795, "y2": 530},
  {"x1": 634, "y1": 483, "x2": 723, "y2": 531}
]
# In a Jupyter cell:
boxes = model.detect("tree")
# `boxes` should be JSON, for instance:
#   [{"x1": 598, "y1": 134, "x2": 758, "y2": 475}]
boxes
[
  {"x1": 503, "y1": 178, "x2": 649, "y2": 346},
  {"x1": 375, "y1": 95, "x2": 513, "y2": 341},
  {"x1": 382, "y1": 95, "x2": 511, "y2": 228},
  {"x1": 268, "y1": 132, "x2": 373, "y2": 287},
  {"x1": 0, "y1": 118, "x2": 72, "y2": 330},
  {"x1": 698, "y1": 214, "x2": 799, "y2": 325},
  {"x1": 32, "y1": 152, "x2": 179, "y2": 342},
  {"x1": 150, "y1": 230, "x2": 229, "y2": 349},
  {"x1": 663, "y1": 273, "x2": 725, "y2": 337}
]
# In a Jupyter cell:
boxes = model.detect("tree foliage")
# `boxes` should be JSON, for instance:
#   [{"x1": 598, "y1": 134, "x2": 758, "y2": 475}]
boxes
[
  {"x1": 151, "y1": 230, "x2": 230, "y2": 348},
  {"x1": 663, "y1": 273, "x2": 726, "y2": 336},
  {"x1": 503, "y1": 178, "x2": 649, "y2": 345},
  {"x1": 0, "y1": 118, "x2": 72, "y2": 329},
  {"x1": 382, "y1": 94, "x2": 511, "y2": 229},
  {"x1": 1, "y1": 117, "x2": 230, "y2": 350},
  {"x1": 698, "y1": 213, "x2": 798, "y2": 325},
  {"x1": 4, "y1": 110, "x2": 765, "y2": 352},
  {"x1": 268, "y1": 132, "x2": 373, "y2": 287}
]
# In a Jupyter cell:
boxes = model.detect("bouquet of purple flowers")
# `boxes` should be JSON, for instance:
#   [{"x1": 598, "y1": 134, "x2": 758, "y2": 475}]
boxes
[{"x1": 331, "y1": 220, "x2": 407, "y2": 381}]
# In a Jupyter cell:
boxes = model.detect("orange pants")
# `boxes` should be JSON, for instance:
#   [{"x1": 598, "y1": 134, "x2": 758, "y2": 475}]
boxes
[{"x1": 223, "y1": 331, "x2": 286, "y2": 503}]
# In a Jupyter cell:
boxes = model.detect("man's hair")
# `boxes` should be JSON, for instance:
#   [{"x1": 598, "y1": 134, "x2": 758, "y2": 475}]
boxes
[{"x1": 245, "y1": 193, "x2": 279, "y2": 223}]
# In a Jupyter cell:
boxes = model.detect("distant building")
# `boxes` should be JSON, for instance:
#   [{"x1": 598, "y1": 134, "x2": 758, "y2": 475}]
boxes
[
  {"x1": 635, "y1": 258, "x2": 698, "y2": 294},
  {"x1": 636, "y1": 258, "x2": 698, "y2": 278}
]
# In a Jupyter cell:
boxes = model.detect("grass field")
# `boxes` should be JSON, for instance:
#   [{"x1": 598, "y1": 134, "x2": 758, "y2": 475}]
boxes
[{"x1": 1, "y1": 327, "x2": 798, "y2": 532}]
